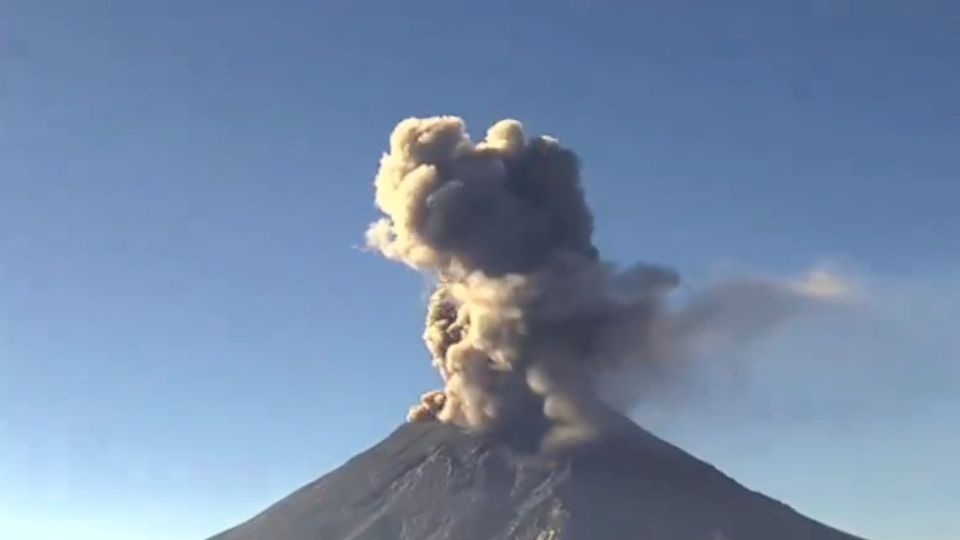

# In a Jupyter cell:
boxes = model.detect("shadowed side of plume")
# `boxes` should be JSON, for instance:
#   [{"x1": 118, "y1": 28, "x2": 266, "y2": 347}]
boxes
[{"x1": 207, "y1": 420, "x2": 865, "y2": 540}]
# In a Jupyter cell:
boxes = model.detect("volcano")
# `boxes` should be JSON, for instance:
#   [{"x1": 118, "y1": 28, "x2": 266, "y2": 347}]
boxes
[{"x1": 207, "y1": 418, "x2": 863, "y2": 540}]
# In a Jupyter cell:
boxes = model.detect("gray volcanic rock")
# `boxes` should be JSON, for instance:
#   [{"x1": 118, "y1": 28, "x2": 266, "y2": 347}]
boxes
[{"x1": 208, "y1": 420, "x2": 864, "y2": 540}]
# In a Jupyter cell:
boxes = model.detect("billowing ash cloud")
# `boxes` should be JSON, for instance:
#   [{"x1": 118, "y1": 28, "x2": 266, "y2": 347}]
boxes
[{"x1": 366, "y1": 116, "x2": 847, "y2": 449}]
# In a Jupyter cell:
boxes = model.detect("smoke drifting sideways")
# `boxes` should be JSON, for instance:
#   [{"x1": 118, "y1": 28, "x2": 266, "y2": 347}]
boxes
[{"x1": 366, "y1": 116, "x2": 848, "y2": 450}]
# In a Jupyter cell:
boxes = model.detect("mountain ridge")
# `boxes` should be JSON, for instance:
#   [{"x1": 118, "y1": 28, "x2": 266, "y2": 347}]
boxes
[{"x1": 209, "y1": 420, "x2": 865, "y2": 540}]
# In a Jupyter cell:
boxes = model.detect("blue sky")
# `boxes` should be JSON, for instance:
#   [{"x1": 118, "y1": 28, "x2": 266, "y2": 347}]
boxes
[{"x1": 1, "y1": 2, "x2": 958, "y2": 539}]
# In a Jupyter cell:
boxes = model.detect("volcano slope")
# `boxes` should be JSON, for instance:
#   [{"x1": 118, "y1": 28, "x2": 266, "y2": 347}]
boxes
[{"x1": 208, "y1": 417, "x2": 863, "y2": 540}]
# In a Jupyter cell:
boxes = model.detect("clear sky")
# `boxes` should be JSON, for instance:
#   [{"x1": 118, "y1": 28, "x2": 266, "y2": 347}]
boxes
[{"x1": 1, "y1": 2, "x2": 958, "y2": 540}]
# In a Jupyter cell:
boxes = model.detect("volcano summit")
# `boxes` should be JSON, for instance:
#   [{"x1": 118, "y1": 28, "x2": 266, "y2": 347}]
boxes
[{"x1": 209, "y1": 418, "x2": 863, "y2": 540}]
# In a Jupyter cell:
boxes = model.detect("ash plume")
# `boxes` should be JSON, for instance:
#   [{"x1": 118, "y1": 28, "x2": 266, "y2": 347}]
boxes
[{"x1": 366, "y1": 116, "x2": 846, "y2": 449}]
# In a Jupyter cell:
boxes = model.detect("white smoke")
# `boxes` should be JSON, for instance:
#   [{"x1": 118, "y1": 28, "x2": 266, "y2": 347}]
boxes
[{"x1": 366, "y1": 116, "x2": 848, "y2": 449}]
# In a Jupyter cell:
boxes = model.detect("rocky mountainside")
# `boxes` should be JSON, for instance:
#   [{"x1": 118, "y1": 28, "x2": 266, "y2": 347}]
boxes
[{"x1": 208, "y1": 420, "x2": 864, "y2": 540}]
